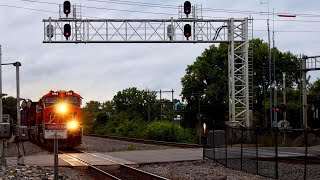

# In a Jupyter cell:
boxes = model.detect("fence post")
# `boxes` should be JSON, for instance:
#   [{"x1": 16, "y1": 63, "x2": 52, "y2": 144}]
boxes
[
  {"x1": 304, "y1": 129, "x2": 308, "y2": 180},
  {"x1": 231, "y1": 128, "x2": 233, "y2": 147},
  {"x1": 203, "y1": 135, "x2": 205, "y2": 160},
  {"x1": 275, "y1": 129, "x2": 278, "y2": 179},
  {"x1": 256, "y1": 128, "x2": 259, "y2": 175},
  {"x1": 241, "y1": 128, "x2": 243, "y2": 171},
  {"x1": 213, "y1": 125, "x2": 215, "y2": 161},
  {"x1": 225, "y1": 125, "x2": 228, "y2": 167}
]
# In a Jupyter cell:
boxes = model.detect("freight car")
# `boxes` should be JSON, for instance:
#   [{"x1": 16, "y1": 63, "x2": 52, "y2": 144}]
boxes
[{"x1": 21, "y1": 90, "x2": 83, "y2": 148}]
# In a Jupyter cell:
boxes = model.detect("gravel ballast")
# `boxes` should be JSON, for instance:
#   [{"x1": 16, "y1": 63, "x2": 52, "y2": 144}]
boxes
[
  {"x1": 139, "y1": 160, "x2": 273, "y2": 180},
  {"x1": 2, "y1": 136, "x2": 317, "y2": 179}
]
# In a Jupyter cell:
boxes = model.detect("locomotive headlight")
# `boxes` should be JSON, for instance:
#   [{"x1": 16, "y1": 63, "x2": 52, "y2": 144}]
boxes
[
  {"x1": 57, "y1": 103, "x2": 67, "y2": 114},
  {"x1": 67, "y1": 121, "x2": 78, "y2": 130}
]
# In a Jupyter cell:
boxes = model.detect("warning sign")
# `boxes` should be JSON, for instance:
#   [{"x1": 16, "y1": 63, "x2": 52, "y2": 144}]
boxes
[{"x1": 44, "y1": 124, "x2": 67, "y2": 139}]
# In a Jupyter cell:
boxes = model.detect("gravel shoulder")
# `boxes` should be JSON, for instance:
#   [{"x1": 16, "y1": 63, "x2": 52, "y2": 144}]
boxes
[
  {"x1": 76, "y1": 135, "x2": 171, "y2": 152},
  {"x1": 139, "y1": 159, "x2": 273, "y2": 180}
]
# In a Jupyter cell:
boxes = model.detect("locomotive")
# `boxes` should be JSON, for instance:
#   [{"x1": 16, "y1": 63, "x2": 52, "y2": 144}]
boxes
[{"x1": 21, "y1": 90, "x2": 83, "y2": 148}]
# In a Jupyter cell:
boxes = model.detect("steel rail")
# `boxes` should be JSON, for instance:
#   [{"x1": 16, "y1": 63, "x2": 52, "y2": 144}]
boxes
[
  {"x1": 60, "y1": 150, "x2": 121, "y2": 180},
  {"x1": 61, "y1": 150, "x2": 169, "y2": 180}
]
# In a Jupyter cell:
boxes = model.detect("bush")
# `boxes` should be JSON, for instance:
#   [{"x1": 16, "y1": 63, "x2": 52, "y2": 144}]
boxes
[
  {"x1": 116, "y1": 119, "x2": 147, "y2": 138},
  {"x1": 92, "y1": 113, "x2": 197, "y2": 143},
  {"x1": 145, "y1": 121, "x2": 196, "y2": 143}
]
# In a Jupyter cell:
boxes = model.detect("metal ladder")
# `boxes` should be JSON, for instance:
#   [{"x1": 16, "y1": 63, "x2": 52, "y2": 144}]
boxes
[
  {"x1": 195, "y1": 5, "x2": 203, "y2": 41},
  {"x1": 248, "y1": 18, "x2": 254, "y2": 112},
  {"x1": 73, "y1": 5, "x2": 83, "y2": 42}
]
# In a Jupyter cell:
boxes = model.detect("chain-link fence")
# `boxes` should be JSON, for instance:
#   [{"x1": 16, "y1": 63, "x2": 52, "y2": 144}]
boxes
[{"x1": 204, "y1": 126, "x2": 320, "y2": 179}]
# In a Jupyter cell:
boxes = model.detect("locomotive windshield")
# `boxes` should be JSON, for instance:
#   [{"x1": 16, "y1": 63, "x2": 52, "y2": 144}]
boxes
[
  {"x1": 45, "y1": 96, "x2": 60, "y2": 107},
  {"x1": 65, "y1": 96, "x2": 81, "y2": 107}
]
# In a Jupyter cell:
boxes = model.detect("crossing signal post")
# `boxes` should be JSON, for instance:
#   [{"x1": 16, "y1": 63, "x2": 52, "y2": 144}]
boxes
[
  {"x1": 63, "y1": 1, "x2": 71, "y2": 17},
  {"x1": 184, "y1": 1, "x2": 191, "y2": 17},
  {"x1": 184, "y1": 24, "x2": 191, "y2": 40},
  {"x1": 279, "y1": 103, "x2": 287, "y2": 112},
  {"x1": 64, "y1": 24, "x2": 71, "y2": 40}
]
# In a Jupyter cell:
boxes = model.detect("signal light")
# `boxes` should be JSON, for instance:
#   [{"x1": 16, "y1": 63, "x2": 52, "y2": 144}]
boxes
[
  {"x1": 63, "y1": 1, "x2": 71, "y2": 17},
  {"x1": 272, "y1": 107, "x2": 280, "y2": 112},
  {"x1": 64, "y1": 24, "x2": 71, "y2": 40},
  {"x1": 272, "y1": 104, "x2": 287, "y2": 112},
  {"x1": 184, "y1": 1, "x2": 191, "y2": 17},
  {"x1": 184, "y1": 24, "x2": 191, "y2": 40}
]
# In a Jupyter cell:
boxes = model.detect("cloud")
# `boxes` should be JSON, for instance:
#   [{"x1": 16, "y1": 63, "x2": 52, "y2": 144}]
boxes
[{"x1": 0, "y1": 0, "x2": 319, "y2": 105}]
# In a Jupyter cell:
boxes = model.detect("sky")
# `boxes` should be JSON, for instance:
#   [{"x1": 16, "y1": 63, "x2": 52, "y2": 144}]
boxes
[{"x1": 0, "y1": 0, "x2": 320, "y2": 105}]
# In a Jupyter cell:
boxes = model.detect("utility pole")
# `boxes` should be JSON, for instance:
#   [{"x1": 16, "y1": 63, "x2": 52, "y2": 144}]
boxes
[
  {"x1": 0, "y1": 46, "x2": 2, "y2": 124},
  {"x1": 147, "y1": 90, "x2": 150, "y2": 121},
  {"x1": 272, "y1": 8, "x2": 277, "y2": 127},
  {"x1": 283, "y1": 72, "x2": 286, "y2": 121},
  {"x1": 301, "y1": 55, "x2": 307, "y2": 128},
  {"x1": 160, "y1": 90, "x2": 162, "y2": 120},
  {"x1": 198, "y1": 96, "x2": 201, "y2": 144},
  {"x1": 265, "y1": 1, "x2": 273, "y2": 129},
  {"x1": 0, "y1": 45, "x2": 4, "y2": 165}
]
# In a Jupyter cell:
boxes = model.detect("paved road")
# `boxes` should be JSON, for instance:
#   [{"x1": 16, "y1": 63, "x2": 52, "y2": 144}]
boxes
[{"x1": 205, "y1": 146, "x2": 319, "y2": 159}]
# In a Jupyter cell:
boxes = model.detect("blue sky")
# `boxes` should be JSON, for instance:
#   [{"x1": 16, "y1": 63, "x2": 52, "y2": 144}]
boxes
[{"x1": 0, "y1": 0, "x2": 319, "y2": 105}]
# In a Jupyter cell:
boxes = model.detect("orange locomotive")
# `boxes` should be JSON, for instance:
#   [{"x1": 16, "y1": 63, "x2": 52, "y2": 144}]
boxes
[{"x1": 21, "y1": 90, "x2": 83, "y2": 148}]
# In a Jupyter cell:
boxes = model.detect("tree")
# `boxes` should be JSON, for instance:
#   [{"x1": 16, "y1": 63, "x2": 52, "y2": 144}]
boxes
[
  {"x1": 180, "y1": 38, "x2": 300, "y2": 128},
  {"x1": 308, "y1": 79, "x2": 320, "y2": 128},
  {"x1": 2, "y1": 96, "x2": 17, "y2": 122},
  {"x1": 82, "y1": 101, "x2": 102, "y2": 133},
  {"x1": 113, "y1": 87, "x2": 157, "y2": 120},
  {"x1": 251, "y1": 39, "x2": 300, "y2": 126},
  {"x1": 101, "y1": 100, "x2": 115, "y2": 115}
]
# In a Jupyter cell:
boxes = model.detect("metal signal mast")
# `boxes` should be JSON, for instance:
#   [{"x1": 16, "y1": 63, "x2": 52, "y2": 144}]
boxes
[{"x1": 43, "y1": 1, "x2": 252, "y2": 127}]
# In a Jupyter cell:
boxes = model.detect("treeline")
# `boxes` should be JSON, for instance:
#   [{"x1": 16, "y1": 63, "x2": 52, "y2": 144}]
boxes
[{"x1": 82, "y1": 87, "x2": 197, "y2": 143}]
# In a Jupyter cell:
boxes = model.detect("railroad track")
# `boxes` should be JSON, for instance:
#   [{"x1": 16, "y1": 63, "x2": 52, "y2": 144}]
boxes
[
  {"x1": 60, "y1": 150, "x2": 169, "y2": 180},
  {"x1": 85, "y1": 134, "x2": 202, "y2": 148}
]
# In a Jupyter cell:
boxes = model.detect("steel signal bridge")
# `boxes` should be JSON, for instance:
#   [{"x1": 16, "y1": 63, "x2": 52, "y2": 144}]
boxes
[{"x1": 43, "y1": 2, "x2": 253, "y2": 127}]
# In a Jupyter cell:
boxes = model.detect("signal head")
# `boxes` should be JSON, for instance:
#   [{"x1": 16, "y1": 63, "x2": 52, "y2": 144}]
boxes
[
  {"x1": 64, "y1": 24, "x2": 71, "y2": 40},
  {"x1": 63, "y1": 1, "x2": 71, "y2": 16},
  {"x1": 184, "y1": 1, "x2": 191, "y2": 15},
  {"x1": 184, "y1": 24, "x2": 192, "y2": 38}
]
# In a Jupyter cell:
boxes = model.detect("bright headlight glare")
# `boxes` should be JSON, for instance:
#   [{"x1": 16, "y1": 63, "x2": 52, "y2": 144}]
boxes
[
  {"x1": 58, "y1": 103, "x2": 67, "y2": 114},
  {"x1": 67, "y1": 121, "x2": 78, "y2": 130}
]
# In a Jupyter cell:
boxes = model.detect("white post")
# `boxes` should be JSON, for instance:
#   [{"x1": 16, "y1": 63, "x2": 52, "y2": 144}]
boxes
[
  {"x1": 0, "y1": 45, "x2": 2, "y2": 123},
  {"x1": 302, "y1": 56, "x2": 308, "y2": 129},
  {"x1": 15, "y1": 62, "x2": 24, "y2": 165},
  {"x1": 0, "y1": 45, "x2": 4, "y2": 165},
  {"x1": 283, "y1": 72, "x2": 286, "y2": 121}
]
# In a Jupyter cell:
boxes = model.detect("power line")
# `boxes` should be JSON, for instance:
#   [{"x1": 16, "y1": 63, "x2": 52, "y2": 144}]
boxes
[
  {"x1": 86, "y1": 0, "x2": 178, "y2": 9},
  {"x1": 0, "y1": 3, "x2": 99, "y2": 18},
  {"x1": 5, "y1": 0, "x2": 320, "y2": 24},
  {"x1": 0, "y1": 4, "x2": 56, "y2": 13},
  {"x1": 1, "y1": 5, "x2": 320, "y2": 28},
  {"x1": 86, "y1": 0, "x2": 320, "y2": 18},
  {"x1": 19, "y1": 0, "x2": 320, "y2": 19},
  {"x1": 19, "y1": 0, "x2": 177, "y2": 16},
  {"x1": 255, "y1": 30, "x2": 320, "y2": 33}
]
